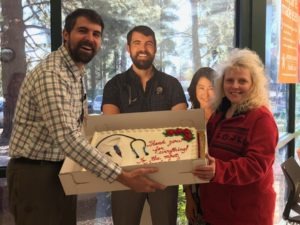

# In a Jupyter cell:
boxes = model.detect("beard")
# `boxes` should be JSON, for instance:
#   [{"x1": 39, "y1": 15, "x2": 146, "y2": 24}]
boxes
[
  {"x1": 68, "y1": 40, "x2": 97, "y2": 64},
  {"x1": 130, "y1": 51, "x2": 155, "y2": 70}
]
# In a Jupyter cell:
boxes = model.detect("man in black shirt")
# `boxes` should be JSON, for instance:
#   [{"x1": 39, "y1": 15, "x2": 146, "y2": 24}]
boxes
[{"x1": 102, "y1": 25, "x2": 187, "y2": 225}]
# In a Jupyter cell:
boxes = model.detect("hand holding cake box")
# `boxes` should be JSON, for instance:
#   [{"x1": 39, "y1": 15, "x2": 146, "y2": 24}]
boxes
[
  {"x1": 116, "y1": 166, "x2": 166, "y2": 193},
  {"x1": 91, "y1": 126, "x2": 204, "y2": 170}
]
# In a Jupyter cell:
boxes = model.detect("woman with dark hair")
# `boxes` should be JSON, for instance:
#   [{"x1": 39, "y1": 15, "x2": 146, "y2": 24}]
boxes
[
  {"x1": 187, "y1": 67, "x2": 217, "y2": 119},
  {"x1": 185, "y1": 67, "x2": 217, "y2": 225}
]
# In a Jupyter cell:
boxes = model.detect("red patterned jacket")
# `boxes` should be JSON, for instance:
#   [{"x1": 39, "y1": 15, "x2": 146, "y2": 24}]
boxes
[{"x1": 199, "y1": 106, "x2": 278, "y2": 225}]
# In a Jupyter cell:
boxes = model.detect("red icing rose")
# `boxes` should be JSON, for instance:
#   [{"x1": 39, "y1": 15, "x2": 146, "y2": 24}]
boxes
[{"x1": 163, "y1": 128, "x2": 195, "y2": 142}]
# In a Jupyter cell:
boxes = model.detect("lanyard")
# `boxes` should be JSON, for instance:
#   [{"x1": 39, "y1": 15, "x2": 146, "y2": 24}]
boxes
[{"x1": 78, "y1": 77, "x2": 87, "y2": 124}]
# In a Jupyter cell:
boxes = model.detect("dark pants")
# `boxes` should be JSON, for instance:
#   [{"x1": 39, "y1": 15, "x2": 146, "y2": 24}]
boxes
[
  {"x1": 111, "y1": 186, "x2": 178, "y2": 225},
  {"x1": 7, "y1": 158, "x2": 77, "y2": 225}
]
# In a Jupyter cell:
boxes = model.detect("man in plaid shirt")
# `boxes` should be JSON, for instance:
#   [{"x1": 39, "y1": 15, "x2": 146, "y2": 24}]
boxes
[{"x1": 7, "y1": 8, "x2": 165, "y2": 225}]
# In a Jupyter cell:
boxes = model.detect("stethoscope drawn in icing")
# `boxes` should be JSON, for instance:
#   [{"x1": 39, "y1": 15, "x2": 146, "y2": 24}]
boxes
[{"x1": 95, "y1": 134, "x2": 149, "y2": 159}]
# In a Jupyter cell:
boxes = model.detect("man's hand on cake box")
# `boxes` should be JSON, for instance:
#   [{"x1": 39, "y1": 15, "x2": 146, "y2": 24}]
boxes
[
  {"x1": 116, "y1": 167, "x2": 166, "y2": 192},
  {"x1": 192, "y1": 154, "x2": 215, "y2": 181}
]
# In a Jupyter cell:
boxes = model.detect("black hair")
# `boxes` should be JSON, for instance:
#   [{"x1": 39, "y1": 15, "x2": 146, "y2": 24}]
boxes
[
  {"x1": 64, "y1": 8, "x2": 104, "y2": 34},
  {"x1": 187, "y1": 67, "x2": 217, "y2": 109},
  {"x1": 127, "y1": 25, "x2": 156, "y2": 46}
]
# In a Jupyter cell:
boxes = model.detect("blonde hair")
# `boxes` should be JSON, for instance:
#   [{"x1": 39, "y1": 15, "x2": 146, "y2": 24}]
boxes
[{"x1": 214, "y1": 48, "x2": 270, "y2": 113}]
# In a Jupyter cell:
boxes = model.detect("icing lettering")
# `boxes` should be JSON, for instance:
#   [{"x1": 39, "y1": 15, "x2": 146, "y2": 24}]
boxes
[
  {"x1": 167, "y1": 139, "x2": 182, "y2": 146},
  {"x1": 148, "y1": 139, "x2": 166, "y2": 147}
]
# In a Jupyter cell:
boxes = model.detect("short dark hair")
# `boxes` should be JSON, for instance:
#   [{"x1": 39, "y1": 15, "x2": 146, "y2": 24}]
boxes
[
  {"x1": 187, "y1": 67, "x2": 217, "y2": 109},
  {"x1": 64, "y1": 8, "x2": 104, "y2": 34},
  {"x1": 127, "y1": 25, "x2": 156, "y2": 46}
]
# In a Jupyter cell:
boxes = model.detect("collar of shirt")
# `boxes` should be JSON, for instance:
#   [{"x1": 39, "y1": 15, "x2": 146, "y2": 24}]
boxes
[
  {"x1": 127, "y1": 66, "x2": 161, "y2": 91},
  {"x1": 59, "y1": 45, "x2": 86, "y2": 82}
]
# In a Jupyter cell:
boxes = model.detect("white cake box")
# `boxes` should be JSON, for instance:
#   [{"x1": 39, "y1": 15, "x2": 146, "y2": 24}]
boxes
[{"x1": 59, "y1": 109, "x2": 208, "y2": 195}]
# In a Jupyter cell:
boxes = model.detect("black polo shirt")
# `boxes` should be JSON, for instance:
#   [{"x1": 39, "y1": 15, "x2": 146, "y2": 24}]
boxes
[{"x1": 102, "y1": 67, "x2": 187, "y2": 113}]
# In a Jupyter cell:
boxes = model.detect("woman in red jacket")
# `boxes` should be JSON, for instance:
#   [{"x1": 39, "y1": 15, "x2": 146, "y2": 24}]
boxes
[{"x1": 193, "y1": 48, "x2": 278, "y2": 225}]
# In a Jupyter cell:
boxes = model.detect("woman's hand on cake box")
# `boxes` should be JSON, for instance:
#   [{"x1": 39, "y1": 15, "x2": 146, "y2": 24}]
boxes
[
  {"x1": 192, "y1": 154, "x2": 215, "y2": 181},
  {"x1": 116, "y1": 167, "x2": 166, "y2": 192}
]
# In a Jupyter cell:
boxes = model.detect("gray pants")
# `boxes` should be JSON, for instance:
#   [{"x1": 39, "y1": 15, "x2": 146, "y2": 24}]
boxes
[
  {"x1": 7, "y1": 158, "x2": 77, "y2": 225},
  {"x1": 111, "y1": 186, "x2": 178, "y2": 225}
]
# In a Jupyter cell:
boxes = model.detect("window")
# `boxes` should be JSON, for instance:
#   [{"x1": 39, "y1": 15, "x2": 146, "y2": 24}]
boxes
[
  {"x1": 266, "y1": 0, "x2": 289, "y2": 134},
  {"x1": 266, "y1": 0, "x2": 298, "y2": 224},
  {"x1": 1, "y1": 0, "x2": 295, "y2": 224},
  {"x1": 273, "y1": 146, "x2": 289, "y2": 223},
  {"x1": 0, "y1": 1, "x2": 51, "y2": 165},
  {"x1": 0, "y1": 2, "x2": 51, "y2": 224},
  {"x1": 62, "y1": 0, "x2": 235, "y2": 112}
]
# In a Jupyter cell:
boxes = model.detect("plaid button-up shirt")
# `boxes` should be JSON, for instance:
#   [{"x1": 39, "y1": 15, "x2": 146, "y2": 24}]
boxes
[{"x1": 9, "y1": 45, "x2": 121, "y2": 182}]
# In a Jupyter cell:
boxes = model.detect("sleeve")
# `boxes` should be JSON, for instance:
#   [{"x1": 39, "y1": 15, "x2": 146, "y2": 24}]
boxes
[
  {"x1": 101, "y1": 76, "x2": 121, "y2": 109},
  {"x1": 211, "y1": 113, "x2": 279, "y2": 185},
  {"x1": 168, "y1": 76, "x2": 187, "y2": 107},
  {"x1": 35, "y1": 70, "x2": 121, "y2": 183}
]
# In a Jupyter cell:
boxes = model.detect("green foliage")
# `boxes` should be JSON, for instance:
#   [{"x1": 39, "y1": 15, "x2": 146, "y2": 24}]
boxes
[
  {"x1": 177, "y1": 185, "x2": 188, "y2": 225},
  {"x1": 61, "y1": 0, "x2": 235, "y2": 97}
]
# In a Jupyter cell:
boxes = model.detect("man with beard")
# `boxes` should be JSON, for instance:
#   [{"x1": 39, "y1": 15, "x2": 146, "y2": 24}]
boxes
[
  {"x1": 7, "y1": 10, "x2": 165, "y2": 225},
  {"x1": 102, "y1": 25, "x2": 187, "y2": 225}
]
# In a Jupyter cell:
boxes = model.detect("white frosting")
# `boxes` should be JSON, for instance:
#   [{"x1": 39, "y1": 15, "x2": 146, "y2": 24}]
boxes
[{"x1": 91, "y1": 127, "x2": 199, "y2": 166}]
